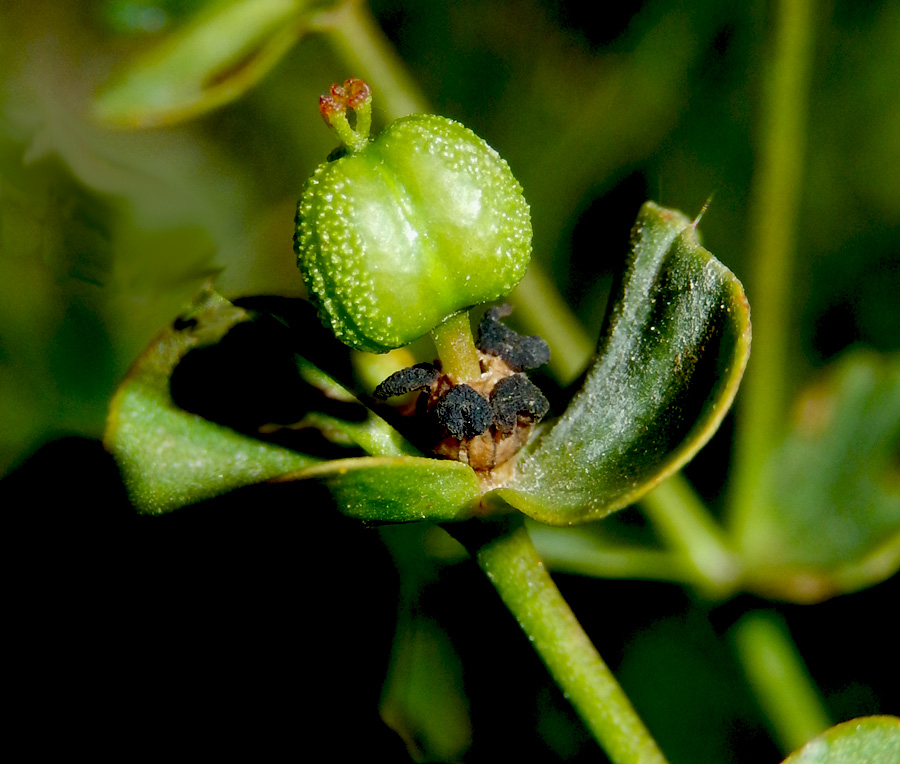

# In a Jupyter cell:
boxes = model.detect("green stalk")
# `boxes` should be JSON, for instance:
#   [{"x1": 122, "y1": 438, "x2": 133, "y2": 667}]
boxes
[
  {"x1": 512, "y1": 266, "x2": 596, "y2": 386},
  {"x1": 431, "y1": 310, "x2": 482, "y2": 383},
  {"x1": 453, "y1": 520, "x2": 669, "y2": 764},
  {"x1": 729, "y1": 0, "x2": 817, "y2": 530},
  {"x1": 315, "y1": 0, "x2": 427, "y2": 118},
  {"x1": 528, "y1": 522, "x2": 696, "y2": 584},
  {"x1": 640, "y1": 473, "x2": 741, "y2": 599},
  {"x1": 734, "y1": 612, "x2": 831, "y2": 753}
]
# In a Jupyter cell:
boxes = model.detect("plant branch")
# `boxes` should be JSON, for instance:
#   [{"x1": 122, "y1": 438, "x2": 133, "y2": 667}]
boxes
[
  {"x1": 450, "y1": 518, "x2": 669, "y2": 764},
  {"x1": 528, "y1": 522, "x2": 697, "y2": 584},
  {"x1": 729, "y1": 0, "x2": 817, "y2": 529},
  {"x1": 734, "y1": 611, "x2": 831, "y2": 753},
  {"x1": 431, "y1": 310, "x2": 482, "y2": 383},
  {"x1": 314, "y1": 0, "x2": 427, "y2": 118},
  {"x1": 512, "y1": 266, "x2": 597, "y2": 386},
  {"x1": 640, "y1": 473, "x2": 741, "y2": 599}
]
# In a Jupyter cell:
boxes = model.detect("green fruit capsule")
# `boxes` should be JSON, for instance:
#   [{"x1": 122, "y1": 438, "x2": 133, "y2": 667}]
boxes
[{"x1": 295, "y1": 79, "x2": 532, "y2": 353}]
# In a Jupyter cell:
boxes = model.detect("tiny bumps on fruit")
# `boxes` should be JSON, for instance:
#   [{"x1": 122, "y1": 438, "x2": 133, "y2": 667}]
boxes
[{"x1": 294, "y1": 78, "x2": 532, "y2": 353}]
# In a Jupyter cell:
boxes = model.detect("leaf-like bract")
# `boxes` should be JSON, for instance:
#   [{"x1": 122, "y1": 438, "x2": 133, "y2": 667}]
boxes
[
  {"x1": 105, "y1": 289, "x2": 481, "y2": 520},
  {"x1": 105, "y1": 290, "x2": 317, "y2": 513},
  {"x1": 493, "y1": 202, "x2": 751, "y2": 524},
  {"x1": 737, "y1": 352, "x2": 900, "y2": 601}
]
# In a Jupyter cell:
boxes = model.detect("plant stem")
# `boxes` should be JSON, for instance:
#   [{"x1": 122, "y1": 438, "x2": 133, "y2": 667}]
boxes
[
  {"x1": 314, "y1": 0, "x2": 427, "y2": 118},
  {"x1": 512, "y1": 267, "x2": 596, "y2": 386},
  {"x1": 431, "y1": 310, "x2": 482, "y2": 383},
  {"x1": 734, "y1": 611, "x2": 831, "y2": 754},
  {"x1": 729, "y1": 0, "x2": 817, "y2": 530},
  {"x1": 640, "y1": 473, "x2": 741, "y2": 599},
  {"x1": 453, "y1": 519, "x2": 669, "y2": 764},
  {"x1": 528, "y1": 522, "x2": 696, "y2": 584}
]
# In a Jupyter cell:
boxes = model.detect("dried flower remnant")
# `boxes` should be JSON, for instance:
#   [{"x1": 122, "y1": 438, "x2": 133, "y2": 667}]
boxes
[{"x1": 375, "y1": 306, "x2": 549, "y2": 472}]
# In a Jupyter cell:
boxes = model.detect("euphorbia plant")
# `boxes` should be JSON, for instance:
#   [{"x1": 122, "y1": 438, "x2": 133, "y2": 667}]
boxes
[
  {"x1": 1, "y1": 0, "x2": 894, "y2": 760},
  {"x1": 106, "y1": 77, "x2": 754, "y2": 764}
]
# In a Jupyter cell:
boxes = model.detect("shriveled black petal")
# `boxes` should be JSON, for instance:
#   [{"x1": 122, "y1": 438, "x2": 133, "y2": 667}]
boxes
[
  {"x1": 374, "y1": 362, "x2": 440, "y2": 399},
  {"x1": 490, "y1": 374, "x2": 550, "y2": 435},
  {"x1": 435, "y1": 384, "x2": 493, "y2": 440},
  {"x1": 476, "y1": 305, "x2": 550, "y2": 371}
]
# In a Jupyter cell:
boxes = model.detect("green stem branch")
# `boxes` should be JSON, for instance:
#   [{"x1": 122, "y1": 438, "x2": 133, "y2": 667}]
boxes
[
  {"x1": 452, "y1": 519, "x2": 669, "y2": 764},
  {"x1": 512, "y1": 266, "x2": 596, "y2": 386},
  {"x1": 315, "y1": 0, "x2": 428, "y2": 118},
  {"x1": 729, "y1": 0, "x2": 817, "y2": 530},
  {"x1": 431, "y1": 310, "x2": 482, "y2": 383},
  {"x1": 640, "y1": 474, "x2": 741, "y2": 599},
  {"x1": 528, "y1": 522, "x2": 697, "y2": 584},
  {"x1": 734, "y1": 611, "x2": 831, "y2": 753}
]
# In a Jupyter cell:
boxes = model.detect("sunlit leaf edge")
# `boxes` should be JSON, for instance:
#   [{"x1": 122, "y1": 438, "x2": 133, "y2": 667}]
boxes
[{"x1": 737, "y1": 532, "x2": 900, "y2": 605}]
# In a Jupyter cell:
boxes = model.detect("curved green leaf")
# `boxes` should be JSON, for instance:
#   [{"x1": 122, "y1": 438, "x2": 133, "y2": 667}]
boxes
[
  {"x1": 272, "y1": 456, "x2": 481, "y2": 522},
  {"x1": 737, "y1": 352, "x2": 900, "y2": 602},
  {"x1": 93, "y1": 0, "x2": 323, "y2": 128},
  {"x1": 493, "y1": 202, "x2": 751, "y2": 525},
  {"x1": 780, "y1": 717, "x2": 900, "y2": 764},
  {"x1": 105, "y1": 289, "x2": 318, "y2": 513}
]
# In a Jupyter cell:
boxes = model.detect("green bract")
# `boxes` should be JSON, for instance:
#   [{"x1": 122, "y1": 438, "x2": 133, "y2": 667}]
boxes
[{"x1": 295, "y1": 113, "x2": 532, "y2": 353}]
